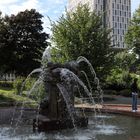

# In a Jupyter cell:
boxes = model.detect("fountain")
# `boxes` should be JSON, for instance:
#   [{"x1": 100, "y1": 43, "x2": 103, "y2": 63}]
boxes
[
  {"x1": 1, "y1": 46, "x2": 140, "y2": 139},
  {"x1": 3, "y1": 44, "x2": 104, "y2": 134},
  {"x1": 33, "y1": 61, "x2": 89, "y2": 131},
  {"x1": 25, "y1": 44, "x2": 104, "y2": 132}
]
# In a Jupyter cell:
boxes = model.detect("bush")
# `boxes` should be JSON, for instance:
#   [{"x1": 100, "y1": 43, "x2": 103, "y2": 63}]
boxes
[
  {"x1": 105, "y1": 69, "x2": 132, "y2": 90},
  {"x1": 13, "y1": 77, "x2": 25, "y2": 95},
  {"x1": 103, "y1": 89, "x2": 118, "y2": 95},
  {"x1": 13, "y1": 76, "x2": 40, "y2": 97},
  {"x1": 0, "y1": 81, "x2": 13, "y2": 88},
  {"x1": 24, "y1": 77, "x2": 36, "y2": 91},
  {"x1": 23, "y1": 77, "x2": 42, "y2": 101},
  {"x1": 118, "y1": 89, "x2": 131, "y2": 97},
  {"x1": 104, "y1": 84, "x2": 125, "y2": 91},
  {"x1": 29, "y1": 82, "x2": 46, "y2": 102}
]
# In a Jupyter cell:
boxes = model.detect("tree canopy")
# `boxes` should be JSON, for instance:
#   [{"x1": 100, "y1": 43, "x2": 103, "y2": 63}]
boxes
[
  {"x1": 51, "y1": 5, "x2": 115, "y2": 80},
  {"x1": 0, "y1": 9, "x2": 49, "y2": 75},
  {"x1": 125, "y1": 6, "x2": 140, "y2": 61}
]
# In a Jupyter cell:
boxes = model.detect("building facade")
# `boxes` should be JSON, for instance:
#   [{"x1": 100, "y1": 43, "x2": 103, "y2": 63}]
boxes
[{"x1": 68, "y1": 0, "x2": 131, "y2": 48}]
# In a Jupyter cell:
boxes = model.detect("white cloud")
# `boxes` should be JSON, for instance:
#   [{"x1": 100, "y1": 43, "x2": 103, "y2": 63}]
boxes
[
  {"x1": 0, "y1": 0, "x2": 67, "y2": 33},
  {"x1": 0, "y1": 0, "x2": 19, "y2": 5},
  {"x1": 0, "y1": 0, "x2": 40, "y2": 15},
  {"x1": 45, "y1": 0, "x2": 64, "y2": 5},
  {"x1": 55, "y1": 0, "x2": 65, "y2": 5},
  {"x1": 0, "y1": 0, "x2": 139, "y2": 37},
  {"x1": 1, "y1": 0, "x2": 139, "y2": 34}
]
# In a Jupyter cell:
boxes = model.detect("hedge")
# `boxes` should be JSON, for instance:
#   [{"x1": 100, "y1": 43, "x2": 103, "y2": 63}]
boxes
[{"x1": 0, "y1": 81, "x2": 13, "y2": 88}]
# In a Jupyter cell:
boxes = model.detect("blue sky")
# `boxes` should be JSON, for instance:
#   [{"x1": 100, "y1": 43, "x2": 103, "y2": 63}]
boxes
[{"x1": 0, "y1": 0, "x2": 139, "y2": 33}]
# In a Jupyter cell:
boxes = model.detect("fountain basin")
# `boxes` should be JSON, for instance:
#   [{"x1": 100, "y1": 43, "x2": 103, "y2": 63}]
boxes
[
  {"x1": 33, "y1": 115, "x2": 88, "y2": 131},
  {"x1": 1, "y1": 113, "x2": 140, "y2": 140}
]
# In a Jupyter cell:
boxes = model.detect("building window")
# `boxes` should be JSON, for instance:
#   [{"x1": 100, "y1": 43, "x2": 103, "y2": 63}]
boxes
[
  {"x1": 117, "y1": 17, "x2": 119, "y2": 22},
  {"x1": 122, "y1": 5, "x2": 124, "y2": 10},
  {"x1": 101, "y1": 5, "x2": 102, "y2": 10},
  {"x1": 118, "y1": 29, "x2": 119, "y2": 34},
  {"x1": 117, "y1": 4, "x2": 119, "y2": 9},
  {"x1": 124, "y1": 24, "x2": 127, "y2": 29},
  {"x1": 122, "y1": 30, "x2": 124, "y2": 35},
  {"x1": 115, "y1": 22, "x2": 117, "y2": 28},
  {"x1": 129, "y1": 12, "x2": 131, "y2": 17},
  {"x1": 124, "y1": 0, "x2": 126, "y2": 4},
  {"x1": 124, "y1": 12, "x2": 126, "y2": 16},
  {"x1": 120, "y1": 23, "x2": 122, "y2": 28},
  {"x1": 112, "y1": 3, "x2": 114, "y2": 8},
  {"x1": 127, "y1": 18, "x2": 129, "y2": 23},
  {"x1": 118, "y1": 42, "x2": 120, "y2": 47},
  {"x1": 113, "y1": 16, "x2": 115, "y2": 21},
  {"x1": 120, "y1": 36, "x2": 122, "y2": 41},
  {"x1": 126, "y1": 6, "x2": 129, "y2": 11},
  {"x1": 115, "y1": 10, "x2": 117, "y2": 15},
  {"x1": 122, "y1": 17, "x2": 124, "y2": 22}
]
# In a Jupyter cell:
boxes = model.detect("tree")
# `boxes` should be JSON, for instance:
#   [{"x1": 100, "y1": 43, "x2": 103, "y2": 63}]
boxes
[
  {"x1": 114, "y1": 51, "x2": 137, "y2": 71},
  {"x1": 51, "y1": 5, "x2": 115, "y2": 80},
  {"x1": 0, "y1": 9, "x2": 49, "y2": 75},
  {"x1": 125, "y1": 6, "x2": 140, "y2": 62}
]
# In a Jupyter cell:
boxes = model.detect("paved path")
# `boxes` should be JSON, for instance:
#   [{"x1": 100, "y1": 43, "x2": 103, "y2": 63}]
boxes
[
  {"x1": 102, "y1": 95, "x2": 140, "y2": 117},
  {"x1": 75, "y1": 103, "x2": 140, "y2": 117},
  {"x1": 102, "y1": 104, "x2": 140, "y2": 117},
  {"x1": 129, "y1": 137, "x2": 140, "y2": 140}
]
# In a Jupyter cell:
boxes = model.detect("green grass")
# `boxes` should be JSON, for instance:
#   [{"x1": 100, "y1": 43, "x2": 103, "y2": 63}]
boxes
[{"x1": 0, "y1": 88, "x2": 37, "y2": 107}]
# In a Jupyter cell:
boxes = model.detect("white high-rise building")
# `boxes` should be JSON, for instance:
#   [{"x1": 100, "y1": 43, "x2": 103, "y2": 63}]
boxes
[{"x1": 68, "y1": 0, "x2": 131, "y2": 48}]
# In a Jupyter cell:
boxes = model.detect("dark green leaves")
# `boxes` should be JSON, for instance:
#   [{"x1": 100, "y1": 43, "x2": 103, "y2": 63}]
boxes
[
  {"x1": 51, "y1": 4, "x2": 115, "y2": 80},
  {"x1": 0, "y1": 9, "x2": 49, "y2": 76}
]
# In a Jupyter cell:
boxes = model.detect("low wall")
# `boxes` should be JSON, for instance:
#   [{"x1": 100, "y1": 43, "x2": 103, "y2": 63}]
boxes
[{"x1": 0, "y1": 107, "x2": 37, "y2": 124}]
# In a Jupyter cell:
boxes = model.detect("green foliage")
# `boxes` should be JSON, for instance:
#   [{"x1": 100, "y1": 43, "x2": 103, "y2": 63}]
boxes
[
  {"x1": 13, "y1": 76, "x2": 45, "y2": 102},
  {"x1": 29, "y1": 82, "x2": 46, "y2": 102},
  {"x1": 51, "y1": 4, "x2": 115, "y2": 80},
  {"x1": 24, "y1": 77, "x2": 36, "y2": 91},
  {"x1": 0, "y1": 81, "x2": 13, "y2": 88},
  {"x1": 118, "y1": 89, "x2": 131, "y2": 97},
  {"x1": 0, "y1": 9, "x2": 49, "y2": 75},
  {"x1": 13, "y1": 77, "x2": 25, "y2": 95},
  {"x1": 114, "y1": 51, "x2": 137, "y2": 71},
  {"x1": 0, "y1": 88, "x2": 36, "y2": 107},
  {"x1": 13, "y1": 76, "x2": 38, "y2": 95},
  {"x1": 103, "y1": 89, "x2": 118, "y2": 95},
  {"x1": 106, "y1": 68, "x2": 132, "y2": 90},
  {"x1": 130, "y1": 73, "x2": 140, "y2": 89},
  {"x1": 125, "y1": 5, "x2": 140, "y2": 61}
]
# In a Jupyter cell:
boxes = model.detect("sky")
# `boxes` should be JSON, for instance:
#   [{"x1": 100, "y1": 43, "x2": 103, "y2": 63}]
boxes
[{"x1": 0, "y1": 0, "x2": 139, "y2": 33}]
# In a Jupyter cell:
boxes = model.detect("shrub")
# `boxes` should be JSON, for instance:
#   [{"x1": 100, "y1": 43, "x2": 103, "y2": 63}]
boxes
[
  {"x1": 13, "y1": 77, "x2": 37, "y2": 95},
  {"x1": 103, "y1": 89, "x2": 118, "y2": 95},
  {"x1": 29, "y1": 82, "x2": 46, "y2": 102},
  {"x1": 0, "y1": 81, "x2": 13, "y2": 88},
  {"x1": 105, "y1": 69, "x2": 132, "y2": 90},
  {"x1": 118, "y1": 89, "x2": 131, "y2": 97},
  {"x1": 13, "y1": 77, "x2": 25, "y2": 95},
  {"x1": 24, "y1": 77, "x2": 36, "y2": 91}
]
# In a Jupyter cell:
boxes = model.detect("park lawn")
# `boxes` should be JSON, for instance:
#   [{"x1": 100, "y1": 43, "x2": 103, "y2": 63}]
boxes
[{"x1": 0, "y1": 88, "x2": 37, "y2": 107}]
